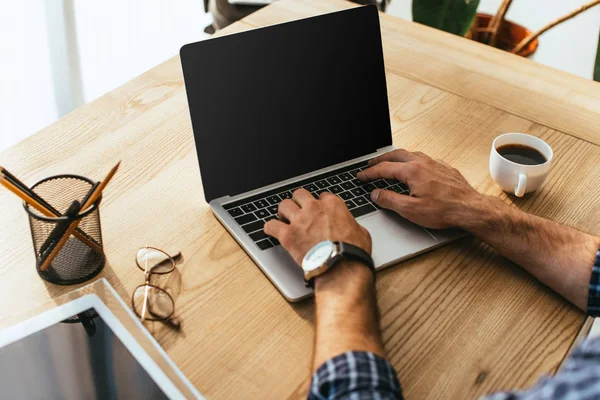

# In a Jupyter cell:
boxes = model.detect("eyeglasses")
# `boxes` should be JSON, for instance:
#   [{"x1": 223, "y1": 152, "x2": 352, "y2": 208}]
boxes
[{"x1": 132, "y1": 246, "x2": 181, "y2": 328}]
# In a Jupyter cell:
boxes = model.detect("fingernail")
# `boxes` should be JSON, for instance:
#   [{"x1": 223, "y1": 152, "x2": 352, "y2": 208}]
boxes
[{"x1": 371, "y1": 190, "x2": 380, "y2": 202}]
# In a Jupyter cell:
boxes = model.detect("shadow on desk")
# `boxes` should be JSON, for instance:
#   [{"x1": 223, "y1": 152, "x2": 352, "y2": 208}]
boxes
[{"x1": 41, "y1": 260, "x2": 128, "y2": 305}]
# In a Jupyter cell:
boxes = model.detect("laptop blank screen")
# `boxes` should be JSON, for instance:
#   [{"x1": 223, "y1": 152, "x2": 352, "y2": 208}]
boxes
[{"x1": 181, "y1": 6, "x2": 392, "y2": 202}]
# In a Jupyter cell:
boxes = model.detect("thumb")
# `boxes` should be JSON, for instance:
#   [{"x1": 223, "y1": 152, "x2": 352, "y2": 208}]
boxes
[{"x1": 371, "y1": 189, "x2": 414, "y2": 215}]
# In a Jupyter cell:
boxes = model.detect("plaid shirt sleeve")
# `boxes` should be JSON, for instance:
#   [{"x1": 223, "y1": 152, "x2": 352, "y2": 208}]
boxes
[
  {"x1": 309, "y1": 249, "x2": 600, "y2": 400},
  {"x1": 308, "y1": 351, "x2": 403, "y2": 400},
  {"x1": 587, "y1": 249, "x2": 600, "y2": 317},
  {"x1": 483, "y1": 336, "x2": 600, "y2": 400}
]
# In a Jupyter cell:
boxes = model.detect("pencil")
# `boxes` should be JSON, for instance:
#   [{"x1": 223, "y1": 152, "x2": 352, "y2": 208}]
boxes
[
  {"x1": 39, "y1": 200, "x2": 82, "y2": 257},
  {"x1": 0, "y1": 175, "x2": 54, "y2": 217},
  {"x1": 40, "y1": 161, "x2": 121, "y2": 271},
  {"x1": 0, "y1": 167, "x2": 58, "y2": 214},
  {"x1": 0, "y1": 172, "x2": 102, "y2": 253}
]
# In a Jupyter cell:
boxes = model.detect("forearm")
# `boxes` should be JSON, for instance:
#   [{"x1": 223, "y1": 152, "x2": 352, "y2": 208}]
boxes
[
  {"x1": 313, "y1": 260, "x2": 385, "y2": 371},
  {"x1": 459, "y1": 195, "x2": 600, "y2": 311}
]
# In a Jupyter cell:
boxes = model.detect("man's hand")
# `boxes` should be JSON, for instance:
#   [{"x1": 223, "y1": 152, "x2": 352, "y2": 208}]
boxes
[
  {"x1": 358, "y1": 148, "x2": 599, "y2": 313},
  {"x1": 264, "y1": 189, "x2": 372, "y2": 265},
  {"x1": 265, "y1": 189, "x2": 383, "y2": 371},
  {"x1": 357, "y1": 149, "x2": 482, "y2": 229}
]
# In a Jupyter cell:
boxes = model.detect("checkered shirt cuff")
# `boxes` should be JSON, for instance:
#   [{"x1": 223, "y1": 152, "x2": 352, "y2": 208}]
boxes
[
  {"x1": 588, "y1": 249, "x2": 600, "y2": 317},
  {"x1": 308, "y1": 351, "x2": 402, "y2": 400}
]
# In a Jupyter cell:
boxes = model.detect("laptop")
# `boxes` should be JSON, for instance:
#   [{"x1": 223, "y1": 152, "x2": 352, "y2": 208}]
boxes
[{"x1": 180, "y1": 6, "x2": 463, "y2": 301}]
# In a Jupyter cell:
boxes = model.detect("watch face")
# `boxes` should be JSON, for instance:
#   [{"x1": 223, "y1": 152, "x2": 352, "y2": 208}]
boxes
[{"x1": 302, "y1": 241, "x2": 335, "y2": 272}]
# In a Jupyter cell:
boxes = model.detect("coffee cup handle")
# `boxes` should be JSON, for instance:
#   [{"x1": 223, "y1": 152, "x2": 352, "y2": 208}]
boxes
[{"x1": 515, "y1": 173, "x2": 527, "y2": 197}]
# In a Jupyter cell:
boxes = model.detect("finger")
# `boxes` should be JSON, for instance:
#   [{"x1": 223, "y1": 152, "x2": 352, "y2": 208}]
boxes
[
  {"x1": 319, "y1": 191, "x2": 336, "y2": 200},
  {"x1": 368, "y1": 149, "x2": 417, "y2": 166},
  {"x1": 321, "y1": 191, "x2": 344, "y2": 206},
  {"x1": 371, "y1": 189, "x2": 418, "y2": 215},
  {"x1": 278, "y1": 199, "x2": 300, "y2": 222},
  {"x1": 357, "y1": 161, "x2": 411, "y2": 182},
  {"x1": 292, "y1": 188, "x2": 314, "y2": 208},
  {"x1": 436, "y1": 158, "x2": 451, "y2": 168},
  {"x1": 412, "y1": 151, "x2": 430, "y2": 159},
  {"x1": 264, "y1": 219, "x2": 288, "y2": 239}
]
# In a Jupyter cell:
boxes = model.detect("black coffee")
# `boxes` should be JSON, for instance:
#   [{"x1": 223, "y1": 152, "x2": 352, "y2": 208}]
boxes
[{"x1": 497, "y1": 144, "x2": 547, "y2": 165}]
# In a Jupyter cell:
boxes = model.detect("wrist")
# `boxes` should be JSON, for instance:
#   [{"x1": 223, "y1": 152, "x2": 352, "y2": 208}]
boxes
[
  {"x1": 314, "y1": 260, "x2": 378, "y2": 335},
  {"x1": 314, "y1": 259, "x2": 374, "y2": 296},
  {"x1": 456, "y1": 195, "x2": 513, "y2": 237}
]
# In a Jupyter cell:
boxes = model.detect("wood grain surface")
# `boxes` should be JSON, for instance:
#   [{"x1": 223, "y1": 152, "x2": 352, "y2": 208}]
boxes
[{"x1": 0, "y1": 1, "x2": 599, "y2": 399}]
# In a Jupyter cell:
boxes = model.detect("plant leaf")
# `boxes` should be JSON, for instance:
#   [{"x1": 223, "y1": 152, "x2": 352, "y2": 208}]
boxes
[
  {"x1": 413, "y1": 0, "x2": 480, "y2": 37},
  {"x1": 595, "y1": 29, "x2": 600, "y2": 82}
]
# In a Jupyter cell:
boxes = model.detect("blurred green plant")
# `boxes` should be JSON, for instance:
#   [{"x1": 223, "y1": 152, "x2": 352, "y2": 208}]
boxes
[
  {"x1": 412, "y1": 0, "x2": 480, "y2": 37},
  {"x1": 412, "y1": 0, "x2": 600, "y2": 82}
]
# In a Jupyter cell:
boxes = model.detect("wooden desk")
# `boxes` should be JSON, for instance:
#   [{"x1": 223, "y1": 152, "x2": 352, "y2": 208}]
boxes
[{"x1": 1, "y1": 0, "x2": 599, "y2": 398}]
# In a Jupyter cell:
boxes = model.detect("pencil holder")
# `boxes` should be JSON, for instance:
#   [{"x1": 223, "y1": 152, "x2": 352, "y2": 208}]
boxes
[{"x1": 24, "y1": 175, "x2": 105, "y2": 285}]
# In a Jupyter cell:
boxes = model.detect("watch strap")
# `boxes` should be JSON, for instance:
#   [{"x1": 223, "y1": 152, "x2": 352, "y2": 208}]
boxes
[
  {"x1": 336, "y1": 242, "x2": 375, "y2": 271},
  {"x1": 305, "y1": 241, "x2": 374, "y2": 288}
]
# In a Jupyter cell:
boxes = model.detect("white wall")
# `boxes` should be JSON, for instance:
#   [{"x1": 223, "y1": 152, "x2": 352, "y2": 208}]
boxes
[
  {"x1": 0, "y1": 1, "x2": 57, "y2": 151},
  {"x1": 0, "y1": 1, "x2": 211, "y2": 152},
  {"x1": 73, "y1": 1, "x2": 210, "y2": 103},
  {"x1": 1, "y1": 1, "x2": 598, "y2": 153},
  {"x1": 387, "y1": 0, "x2": 600, "y2": 79}
]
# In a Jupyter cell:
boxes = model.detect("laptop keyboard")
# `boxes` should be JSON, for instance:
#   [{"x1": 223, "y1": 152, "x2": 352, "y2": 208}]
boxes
[{"x1": 223, "y1": 159, "x2": 410, "y2": 250}]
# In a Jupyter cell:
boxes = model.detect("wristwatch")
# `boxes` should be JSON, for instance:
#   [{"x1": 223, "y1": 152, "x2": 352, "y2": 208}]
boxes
[{"x1": 301, "y1": 240, "x2": 375, "y2": 288}]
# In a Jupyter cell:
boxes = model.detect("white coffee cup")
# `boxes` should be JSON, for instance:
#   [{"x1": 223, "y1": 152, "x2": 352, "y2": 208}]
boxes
[{"x1": 489, "y1": 133, "x2": 553, "y2": 197}]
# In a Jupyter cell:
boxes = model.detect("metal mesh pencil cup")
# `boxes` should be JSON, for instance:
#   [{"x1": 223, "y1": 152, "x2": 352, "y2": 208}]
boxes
[{"x1": 23, "y1": 175, "x2": 105, "y2": 284}]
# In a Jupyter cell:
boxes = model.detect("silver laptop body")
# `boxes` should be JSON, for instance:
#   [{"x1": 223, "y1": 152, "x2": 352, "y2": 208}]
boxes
[
  {"x1": 210, "y1": 150, "x2": 463, "y2": 301},
  {"x1": 180, "y1": 6, "x2": 465, "y2": 301}
]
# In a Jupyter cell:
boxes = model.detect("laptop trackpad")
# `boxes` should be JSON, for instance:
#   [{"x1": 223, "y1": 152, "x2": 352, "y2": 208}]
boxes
[{"x1": 358, "y1": 210, "x2": 438, "y2": 268}]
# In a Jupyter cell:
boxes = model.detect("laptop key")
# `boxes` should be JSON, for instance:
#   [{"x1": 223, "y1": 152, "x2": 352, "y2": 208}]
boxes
[
  {"x1": 242, "y1": 220, "x2": 264, "y2": 233},
  {"x1": 266, "y1": 195, "x2": 282, "y2": 205},
  {"x1": 227, "y1": 207, "x2": 243, "y2": 218},
  {"x1": 338, "y1": 172, "x2": 353, "y2": 181},
  {"x1": 339, "y1": 191, "x2": 354, "y2": 200},
  {"x1": 354, "y1": 196, "x2": 368, "y2": 206},
  {"x1": 255, "y1": 209, "x2": 270, "y2": 219},
  {"x1": 362, "y1": 183, "x2": 376, "y2": 192},
  {"x1": 340, "y1": 181, "x2": 354, "y2": 191},
  {"x1": 350, "y1": 169, "x2": 362, "y2": 177},
  {"x1": 315, "y1": 188, "x2": 329, "y2": 197},
  {"x1": 264, "y1": 215, "x2": 278, "y2": 222},
  {"x1": 267, "y1": 205, "x2": 279, "y2": 214},
  {"x1": 344, "y1": 200, "x2": 356, "y2": 209},
  {"x1": 399, "y1": 182, "x2": 409, "y2": 192},
  {"x1": 351, "y1": 187, "x2": 367, "y2": 197},
  {"x1": 256, "y1": 239, "x2": 273, "y2": 250},
  {"x1": 303, "y1": 183, "x2": 318, "y2": 192},
  {"x1": 351, "y1": 204, "x2": 377, "y2": 218},
  {"x1": 269, "y1": 237, "x2": 280, "y2": 246},
  {"x1": 374, "y1": 180, "x2": 388, "y2": 189},
  {"x1": 384, "y1": 179, "x2": 398, "y2": 186},
  {"x1": 235, "y1": 213, "x2": 257, "y2": 225},
  {"x1": 327, "y1": 176, "x2": 342, "y2": 185},
  {"x1": 351, "y1": 178, "x2": 363, "y2": 187},
  {"x1": 316, "y1": 180, "x2": 330, "y2": 189},
  {"x1": 241, "y1": 203, "x2": 257, "y2": 213},
  {"x1": 250, "y1": 230, "x2": 268, "y2": 242},
  {"x1": 253, "y1": 199, "x2": 269, "y2": 209},
  {"x1": 388, "y1": 185, "x2": 403, "y2": 194},
  {"x1": 329, "y1": 185, "x2": 343, "y2": 194},
  {"x1": 279, "y1": 191, "x2": 293, "y2": 200}
]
